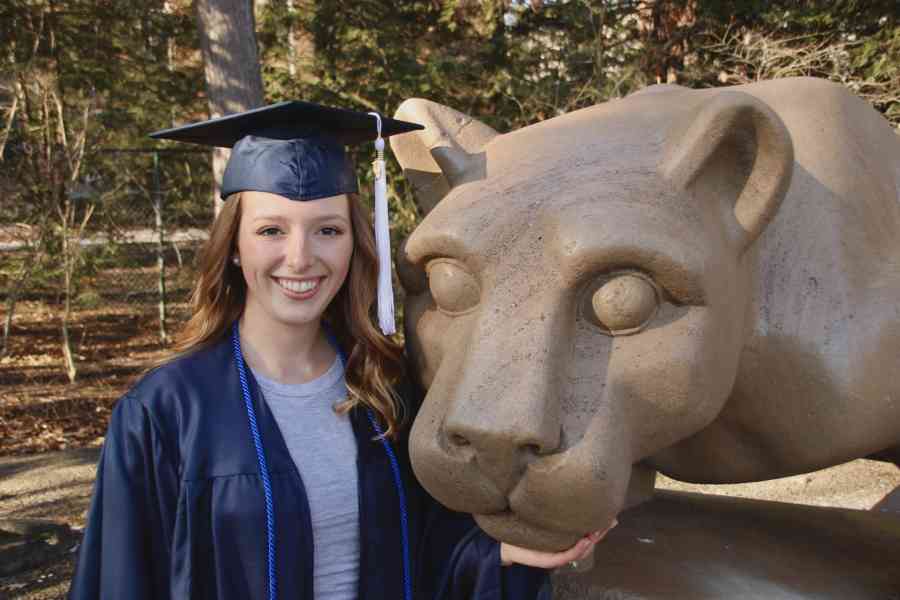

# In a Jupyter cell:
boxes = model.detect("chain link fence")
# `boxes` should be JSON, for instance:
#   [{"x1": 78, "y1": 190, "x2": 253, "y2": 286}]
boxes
[
  {"x1": 1, "y1": 147, "x2": 213, "y2": 368},
  {"x1": 0, "y1": 148, "x2": 214, "y2": 453}
]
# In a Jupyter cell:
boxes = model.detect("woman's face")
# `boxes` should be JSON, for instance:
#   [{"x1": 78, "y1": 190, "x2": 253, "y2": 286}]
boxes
[{"x1": 236, "y1": 191, "x2": 354, "y2": 332}]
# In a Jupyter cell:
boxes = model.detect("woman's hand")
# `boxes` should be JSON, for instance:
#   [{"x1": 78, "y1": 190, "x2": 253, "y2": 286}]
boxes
[{"x1": 499, "y1": 519, "x2": 617, "y2": 569}]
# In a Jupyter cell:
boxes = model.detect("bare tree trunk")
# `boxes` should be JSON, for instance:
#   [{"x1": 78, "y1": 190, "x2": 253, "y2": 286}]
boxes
[
  {"x1": 287, "y1": 0, "x2": 317, "y2": 84},
  {"x1": 3, "y1": 270, "x2": 28, "y2": 357},
  {"x1": 0, "y1": 92, "x2": 19, "y2": 161},
  {"x1": 152, "y1": 152, "x2": 169, "y2": 344},
  {"x1": 59, "y1": 194, "x2": 77, "y2": 383},
  {"x1": 2, "y1": 298, "x2": 16, "y2": 356},
  {"x1": 1, "y1": 231, "x2": 45, "y2": 357},
  {"x1": 195, "y1": 0, "x2": 265, "y2": 215},
  {"x1": 287, "y1": 0, "x2": 297, "y2": 77},
  {"x1": 57, "y1": 192, "x2": 94, "y2": 383}
]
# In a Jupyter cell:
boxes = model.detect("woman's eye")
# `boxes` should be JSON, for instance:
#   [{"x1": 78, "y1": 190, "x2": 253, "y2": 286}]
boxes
[
  {"x1": 258, "y1": 226, "x2": 283, "y2": 236},
  {"x1": 583, "y1": 272, "x2": 660, "y2": 336},
  {"x1": 319, "y1": 226, "x2": 343, "y2": 236},
  {"x1": 426, "y1": 259, "x2": 480, "y2": 315}
]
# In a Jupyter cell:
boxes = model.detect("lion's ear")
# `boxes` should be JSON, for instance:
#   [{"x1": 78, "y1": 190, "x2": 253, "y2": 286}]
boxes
[
  {"x1": 390, "y1": 99, "x2": 499, "y2": 217},
  {"x1": 662, "y1": 91, "x2": 794, "y2": 252}
]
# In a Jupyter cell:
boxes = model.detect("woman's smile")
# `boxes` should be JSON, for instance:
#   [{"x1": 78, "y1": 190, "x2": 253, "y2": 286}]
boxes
[{"x1": 274, "y1": 276, "x2": 325, "y2": 298}]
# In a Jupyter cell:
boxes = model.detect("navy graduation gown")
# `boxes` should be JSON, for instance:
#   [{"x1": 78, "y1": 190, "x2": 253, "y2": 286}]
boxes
[{"x1": 68, "y1": 338, "x2": 549, "y2": 600}]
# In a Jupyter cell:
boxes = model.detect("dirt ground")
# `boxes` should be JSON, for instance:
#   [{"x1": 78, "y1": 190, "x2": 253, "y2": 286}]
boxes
[
  {"x1": 0, "y1": 298, "x2": 182, "y2": 456},
  {"x1": 0, "y1": 273, "x2": 189, "y2": 598},
  {"x1": 1, "y1": 290, "x2": 899, "y2": 599},
  {"x1": 0, "y1": 449, "x2": 98, "y2": 599}
]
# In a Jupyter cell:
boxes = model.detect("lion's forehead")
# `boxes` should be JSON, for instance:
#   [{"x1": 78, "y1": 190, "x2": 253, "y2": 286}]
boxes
[
  {"x1": 409, "y1": 175, "x2": 713, "y2": 280},
  {"x1": 483, "y1": 103, "x2": 671, "y2": 177},
  {"x1": 409, "y1": 109, "x2": 706, "y2": 257}
]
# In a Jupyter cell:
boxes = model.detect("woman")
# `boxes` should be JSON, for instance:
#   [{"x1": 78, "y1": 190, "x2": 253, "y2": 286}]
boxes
[{"x1": 68, "y1": 102, "x2": 608, "y2": 600}]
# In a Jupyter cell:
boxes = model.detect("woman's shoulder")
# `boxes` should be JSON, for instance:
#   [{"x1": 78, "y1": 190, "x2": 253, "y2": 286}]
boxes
[
  {"x1": 108, "y1": 336, "x2": 271, "y2": 479},
  {"x1": 122, "y1": 337, "x2": 234, "y2": 417},
  {"x1": 107, "y1": 337, "x2": 240, "y2": 468}
]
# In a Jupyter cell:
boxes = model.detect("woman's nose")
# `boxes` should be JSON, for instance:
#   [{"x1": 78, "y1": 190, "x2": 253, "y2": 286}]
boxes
[{"x1": 286, "y1": 233, "x2": 314, "y2": 271}]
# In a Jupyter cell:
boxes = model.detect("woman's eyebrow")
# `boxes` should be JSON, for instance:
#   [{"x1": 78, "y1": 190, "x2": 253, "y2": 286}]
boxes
[
  {"x1": 250, "y1": 213, "x2": 289, "y2": 223},
  {"x1": 249, "y1": 213, "x2": 350, "y2": 224},
  {"x1": 311, "y1": 213, "x2": 351, "y2": 224}
]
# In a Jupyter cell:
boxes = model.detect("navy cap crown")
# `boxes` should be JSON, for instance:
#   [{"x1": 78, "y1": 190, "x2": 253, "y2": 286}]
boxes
[{"x1": 149, "y1": 101, "x2": 423, "y2": 201}]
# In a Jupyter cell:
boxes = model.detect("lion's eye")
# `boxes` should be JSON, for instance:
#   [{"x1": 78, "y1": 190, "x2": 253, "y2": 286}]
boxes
[
  {"x1": 427, "y1": 259, "x2": 480, "y2": 315},
  {"x1": 584, "y1": 272, "x2": 660, "y2": 336},
  {"x1": 397, "y1": 240, "x2": 427, "y2": 295}
]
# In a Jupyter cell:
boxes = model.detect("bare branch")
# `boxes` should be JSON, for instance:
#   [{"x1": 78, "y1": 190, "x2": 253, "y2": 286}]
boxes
[
  {"x1": 703, "y1": 28, "x2": 899, "y2": 129},
  {"x1": 0, "y1": 92, "x2": 18, "y2": 162},
  {"x1": 77, "y1": 202, "x2": 96, "y2": 237},
  {"x1": 333, "y1": 88, "x2": 380, "y2": 112},
  {"x1": 51, "y1": 89, "x2": 68, "y2": 151},
  {"x1": 68, "y1": 95, "x2": 93, "y2": 183}
]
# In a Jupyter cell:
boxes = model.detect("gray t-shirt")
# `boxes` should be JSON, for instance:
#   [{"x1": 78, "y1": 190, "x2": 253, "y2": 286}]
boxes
[{"x1": 252, "y1": 358, "x2": 359, "y2": 600}]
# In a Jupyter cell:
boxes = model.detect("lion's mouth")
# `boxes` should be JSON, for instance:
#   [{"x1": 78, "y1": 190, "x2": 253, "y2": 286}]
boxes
[{"x1": 474, "y1": 509, "x2": 586, "y2": 553}]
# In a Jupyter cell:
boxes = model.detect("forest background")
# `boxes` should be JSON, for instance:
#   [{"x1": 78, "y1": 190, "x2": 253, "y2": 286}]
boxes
[
  {"x1": 1, "y1": 0, "x2": 899, "y2": 458},
  {"x1": 1, "y1": 1, "x2": 899, "y2": 597}
]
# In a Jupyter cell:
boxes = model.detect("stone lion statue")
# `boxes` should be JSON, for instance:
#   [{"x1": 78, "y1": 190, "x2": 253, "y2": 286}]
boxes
[{"x1": 390, "y1": 77, "x2": 900, "y2": 597}]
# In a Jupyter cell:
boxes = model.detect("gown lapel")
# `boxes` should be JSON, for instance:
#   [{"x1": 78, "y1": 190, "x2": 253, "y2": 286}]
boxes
[{"x1": 351, "y1": 407, "x2": 407, "y2": 600}]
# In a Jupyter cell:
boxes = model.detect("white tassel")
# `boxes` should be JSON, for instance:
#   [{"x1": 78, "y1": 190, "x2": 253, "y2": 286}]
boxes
[{"x1": 368, "y1": 112, "x2": 396, "y2": 336}]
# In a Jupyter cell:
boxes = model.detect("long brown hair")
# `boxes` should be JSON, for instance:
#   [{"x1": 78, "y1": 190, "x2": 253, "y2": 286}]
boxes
[{"x1": 170, "y1": 193, "x2": 406, "y2": 437}]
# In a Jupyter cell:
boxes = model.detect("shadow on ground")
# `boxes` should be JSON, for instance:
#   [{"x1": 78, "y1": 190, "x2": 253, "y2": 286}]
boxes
[{"x1": 0, "y1": 448, "x2": 100, "y2": 599}]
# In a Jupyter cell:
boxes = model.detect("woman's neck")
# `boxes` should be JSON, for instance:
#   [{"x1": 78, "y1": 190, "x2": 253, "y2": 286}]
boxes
[{"x1": 237, "y1": 311, "x2": 336, "y2": 385}]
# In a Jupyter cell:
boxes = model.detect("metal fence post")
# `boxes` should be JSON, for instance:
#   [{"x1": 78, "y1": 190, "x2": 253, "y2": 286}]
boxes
[{"x1": 152, "y1": 150, "x2": 168, "y2": 344}]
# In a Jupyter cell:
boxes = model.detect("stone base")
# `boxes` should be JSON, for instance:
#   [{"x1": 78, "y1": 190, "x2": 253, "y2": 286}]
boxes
[{"x1": 552, "y1": 491, "x2": 900, "y2": 599}]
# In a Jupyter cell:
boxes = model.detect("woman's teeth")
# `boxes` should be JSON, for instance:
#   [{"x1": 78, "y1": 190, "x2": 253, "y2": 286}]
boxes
[{"x1": 278, "y1": 278, "x2": 318, "y2": 293}]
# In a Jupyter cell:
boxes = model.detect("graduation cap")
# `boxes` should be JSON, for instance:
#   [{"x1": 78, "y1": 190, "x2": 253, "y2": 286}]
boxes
[{"x1": 150, "y1": 101, "x2": 425, "y2": 336}]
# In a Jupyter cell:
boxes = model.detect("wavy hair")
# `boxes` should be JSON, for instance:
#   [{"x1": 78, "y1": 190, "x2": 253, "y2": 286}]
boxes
[{"x1": 169, "y1": 193, "x2": 406, "y2": 437}]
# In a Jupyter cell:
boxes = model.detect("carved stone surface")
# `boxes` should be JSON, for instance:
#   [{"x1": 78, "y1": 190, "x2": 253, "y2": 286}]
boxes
[
  {"x1": 552, "y1": 491, "x2": 900, "y2": 599},
  {"x1": 390, "y1": 77, "x2": 900, "y2": 594}
]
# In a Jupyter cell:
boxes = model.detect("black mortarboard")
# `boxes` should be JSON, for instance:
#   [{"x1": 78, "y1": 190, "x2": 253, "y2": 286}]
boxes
[{"x1": 148, "y1": 101, "x2": 423, "y2": 201}]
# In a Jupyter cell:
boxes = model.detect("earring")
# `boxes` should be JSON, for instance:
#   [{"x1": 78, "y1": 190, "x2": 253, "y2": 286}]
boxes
[{"x1": 232, "y1": 255, "x2": 241, "y2": 267}]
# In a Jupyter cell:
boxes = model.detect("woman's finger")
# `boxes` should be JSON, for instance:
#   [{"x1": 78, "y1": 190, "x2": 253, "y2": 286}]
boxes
[
  {"x1": 588, "y1": 518, "x2": 618, "y2": 543},
  {"x1": 500, "y1": 519, "x2": 619, "y2": 569},
  {"x1": 502, "y1": 537, "x2": 592, "y2": 569},
  {"x1": 501, "y1": 538, "x2": 584, "y2": 569},
  {"x1": 574, "y1": 542, "x2": 595, "y2": 562}
]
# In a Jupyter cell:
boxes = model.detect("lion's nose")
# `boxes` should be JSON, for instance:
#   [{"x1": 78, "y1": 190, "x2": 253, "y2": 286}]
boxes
[
  {"x1": 445, "y1": 425, "x2": 555, "y2": 456},
  {"x1": 442, "y1": 401, "x2": 560, "y2": 495}
]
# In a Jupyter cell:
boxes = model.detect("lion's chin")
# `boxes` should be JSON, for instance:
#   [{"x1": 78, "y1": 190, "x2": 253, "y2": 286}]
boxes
[{"x1": 473, "y1": 511, "x2": 584, "y2": 553}]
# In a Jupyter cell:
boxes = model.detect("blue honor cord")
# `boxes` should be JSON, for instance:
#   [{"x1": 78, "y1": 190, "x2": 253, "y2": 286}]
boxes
[
  {"x1": 231, "y1": 322, "x2": 412, "y2": 600},
  {"x1": 231, "y1": 324, "x2": 277, "y2": 600}
]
